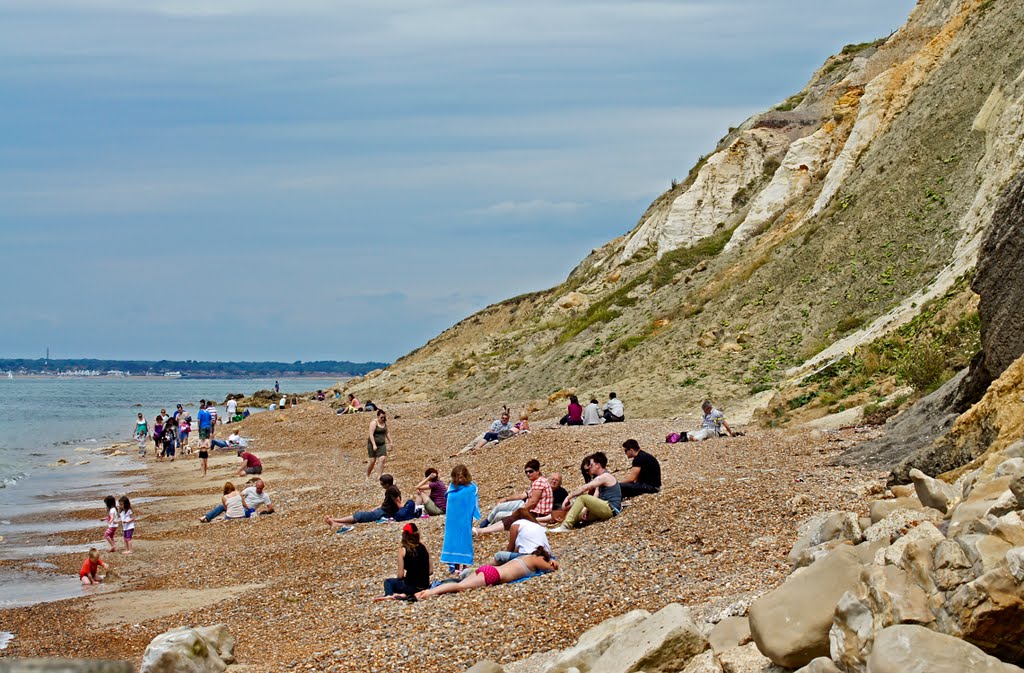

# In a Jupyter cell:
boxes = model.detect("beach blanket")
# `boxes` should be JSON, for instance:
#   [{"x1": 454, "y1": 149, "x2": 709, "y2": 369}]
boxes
[
  {"x1": 441, "y1": 482, "x2": 479, "y2": 566},
  {"x1": 507, "y1": 569, "x2": 551, "y2": 585}
]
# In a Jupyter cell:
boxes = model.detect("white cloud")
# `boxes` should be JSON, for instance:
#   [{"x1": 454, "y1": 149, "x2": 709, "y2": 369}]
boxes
[{"x1": 472, "y1": 200, "x2": 582, "y2": 217}]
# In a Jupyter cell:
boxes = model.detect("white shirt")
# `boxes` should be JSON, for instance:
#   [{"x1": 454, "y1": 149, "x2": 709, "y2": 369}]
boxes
[
  {"x1": 512, "y1": 519, "x2": 551, "y2": 555},
  {"x1": 228, "y1": 433, "x2": 242, "y2": 446},
  {"x1": 242, "y1": 486, "x2": 271, "y2": 510},
  {"x1": 226, "y1": 399, "x2": 237, "y2": 415},
  {"x1": 120, "y1": 509, "x2": 135, "y2": 531},
  {"x1": 603, "y1": 398, "x2": 624, "y2": 417},
  {"x1": 582, "y1": 403, "x2": 602, "y2": 425}
]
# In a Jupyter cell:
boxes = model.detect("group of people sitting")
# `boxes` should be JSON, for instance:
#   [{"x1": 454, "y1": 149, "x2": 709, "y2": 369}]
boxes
[
  {"x1": 558, "y1": 392, "x2": 625, "y2": 426},
  {"x1": 200, "y1": 477, "x2": 275, "y2": 522}
]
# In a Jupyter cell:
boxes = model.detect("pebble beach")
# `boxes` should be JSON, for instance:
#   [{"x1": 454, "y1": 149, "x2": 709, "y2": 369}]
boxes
[{"x1": 0, "y1": 402, "x2": 888, "y2": 672}]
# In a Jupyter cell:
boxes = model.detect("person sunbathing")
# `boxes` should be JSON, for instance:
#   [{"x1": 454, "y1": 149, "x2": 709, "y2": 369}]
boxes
[{"x1": 413, "y1": 547, "x2": 558, "y2": 601}]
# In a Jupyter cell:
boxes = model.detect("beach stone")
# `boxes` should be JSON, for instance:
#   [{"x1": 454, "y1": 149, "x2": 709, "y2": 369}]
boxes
[
  {"x1": 748, "y1": 546, "x2": 862, "y2": 668},
  {"x1": 682, "y1": 652, "x2": 723, "y2": 673},
  {"x1": 948, "y1": 477, "x2": 1017, "y2": 537},
  {"x1": 542, "y1": 610, "x2": 651, "y2": 673},
  {"x1": 590, "y1": 603, "x2": 707, "y2": 673},
  {"x1": 957, "y1": 534, "x2": 1012, "y2": 576},
  {"x1": 889, "y1": 485, "x2": 915, "y2": 498},
  {"x1": 793, "y1": 658, "x2": 841, "y2": 673},
  {"x1": 852, "y1": 538, "x2": 890, "y2": 566},
  {"x1": 139, "y1": 625, "x2": 235, "y2": 673},
  {"x1": 788, "y1": 512, "x2": 864, "y2": 567},
  {"x1": 466, "y1": 662, "x2": 505, "y2": 673},
  {"x1": 830, "y1": 565, "x2": 933, "y2": 672},
  {"x1": 992, "y1": 512, "x2": 1024, "y2": 547},
  {"x1": 869, "y1": 498, "x2": 923, "y2": 524},
  {"x1": 864, "y1": 508, "x2": 942, "y2": 543},
  {"x1": 874, "y1": 521, "x2": 945, "y2": 567},
  {"x1": 709, "y1": 617, "x2": 751, "y2": 654},
  {"x1": 943, "y1": 566, "x2": 1024, "y2": 661},
  {"x1": 1007, "y1": 547, "x2": 1024, "y2": 581},
  {"x1": 909, "y1": 469, "x2": 959, "y2": 513},
  {"x1": 866, "y1": 624, "x2": 1024, "y2": 673},
  {"x1": 932, "y1": 539, "x2": 975, "y2": 591},
  {"x1": 0, "y1": 661, "x2": 132, "y2": 673},
  {"x1": 716, "y1": 642, "x2": 782, "y2": 673},
  {"x1": 996, "y1": 458, "x2": 1024, "y2": 478}
]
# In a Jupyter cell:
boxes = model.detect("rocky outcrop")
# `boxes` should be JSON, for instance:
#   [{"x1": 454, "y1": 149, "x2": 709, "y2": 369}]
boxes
[
  {"x1": 589, "y1": 604, "x2": 707, "y2": 673},
  {"x1": 139, "y1": 625, "x2": 235, "y2": 673},
  {"x1": 867, "y1": 625, "x2": 1023, "y2": 673}
]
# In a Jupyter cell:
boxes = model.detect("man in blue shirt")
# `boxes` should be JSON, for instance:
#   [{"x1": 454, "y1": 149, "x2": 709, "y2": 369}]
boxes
[{"x1": 197, "y1": 401, "x2": 212, "y2": 449}]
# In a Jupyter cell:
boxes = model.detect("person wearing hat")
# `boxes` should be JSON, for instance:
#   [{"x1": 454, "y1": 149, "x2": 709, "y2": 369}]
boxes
[
  {"x1": 235, "y1": 448, "x2": 263, "y2": 477},
  {"x1": 619, "y1": 439, "x2": 661, "y2": 499}
]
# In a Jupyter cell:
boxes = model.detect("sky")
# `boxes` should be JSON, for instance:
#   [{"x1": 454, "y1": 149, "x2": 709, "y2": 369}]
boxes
[{"x1": 0, "y1": 0, "x2": 917, "y2": 363}]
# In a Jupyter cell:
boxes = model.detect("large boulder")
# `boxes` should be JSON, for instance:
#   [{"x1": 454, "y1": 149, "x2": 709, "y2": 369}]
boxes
[
  {"x1": 909, "y1": 469, "x2": 959, "y2": 513},
  {"x1": 943, "y1": 565, "x2": 1024, "y2": 663},
  {"x1": 867, "y1": 498, "x2": 926, "y2": 525},
  {"x1": 866, "y1": 624, "x2": 1024, "y2": 673},
  {"x1": 590, "y1": 604, "x2": 708, "y2": 673},
  {"x1": 682, "y1": 652, "x2": 723, "y2": 673},
  {"x1": 864, "y1": 508, "x2": 943, "y2": 543},
  {"x1": 794, "y1": 659, "x2": 842, "y2": 673},
  {"x1": 466, "y1": 663, "x2": 505, "y2": 673},
  {"x1": 542, "y1": 610, "x2": 651, "y2": 673},
  {"x1": 830, "y1": 565, "x2": 934, "y2": 672},
  {"x1": 789, "y1": 512, "x2": 864, "y2": 568},
  {"x1": 139, "y1": 625, "x2": 235, "y2": 673},
  {"x1": 709, "y1": 617, "x2": 752, "y2": 655},
  {"x1": 748, "y1": 546, "x2": 863, "y2": 668},
  {"x1": 948, "y1": 477, "x2": 1017, "y2": 537},
  {"x1": 716, "y1": 642, "x2": 784, "y2": 673}
]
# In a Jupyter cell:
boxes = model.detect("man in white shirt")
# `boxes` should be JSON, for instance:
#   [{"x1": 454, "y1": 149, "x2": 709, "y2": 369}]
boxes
[
  {"x1": 242, "y1": 478, "x2": 274, "y2": 515},
  {"x1": 602, "y1": 392, "x2": 625, "y2": 423},
  {"x1": 226, "y1": 397, "x2": 238, "y2": 422}
]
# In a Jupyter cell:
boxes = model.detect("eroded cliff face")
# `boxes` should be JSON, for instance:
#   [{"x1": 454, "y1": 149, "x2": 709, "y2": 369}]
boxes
[{"x1": 346, "y1": 0, "x2": 1024, "y2": 422}]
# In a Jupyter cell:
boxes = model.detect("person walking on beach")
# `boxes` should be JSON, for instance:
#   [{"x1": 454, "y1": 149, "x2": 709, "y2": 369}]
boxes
[
  {"x1": 133, "y1": 413, "x2": 148, "y2": 457},
  {"x1": 274, "y1": 380, "x2": 280, "y2": 394},
  {"x1": 208, "y1": 402, "x2": 219, "y2": 441},
  {"x1": 80, "y1": 548, "x2": 110, "y2": 585},
  {"x1": 152, "y1": 415, "x2": 164, "y2": 460},
  {"x1": 366, "y1": 408, "x2": 393, "y2": 478},
  {"x1": 162, "y1": 416, "x2": 179, "y2": 461},
  {"x1": 102, "y1": 495, "x2": 118, "y2": 552},
  {"x1": 119, "y1": 496, "x2": 135, "y2": 554},
  {"x1": 441, "y1": 465, "x2": 479, "y2": 573},
  {"x1": 197, "y1": 402, "x2": 212, "y2": 449}
]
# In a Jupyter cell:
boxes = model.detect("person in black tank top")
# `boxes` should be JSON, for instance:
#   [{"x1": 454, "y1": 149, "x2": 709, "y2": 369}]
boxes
[{"x1": 374, "y1": 523, "x2": 433, "y2": 601}]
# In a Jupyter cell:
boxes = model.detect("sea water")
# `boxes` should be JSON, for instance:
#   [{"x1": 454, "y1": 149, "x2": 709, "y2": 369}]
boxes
[{"x1": 0, "y1": 376, "x2": 340, "y2": 609}]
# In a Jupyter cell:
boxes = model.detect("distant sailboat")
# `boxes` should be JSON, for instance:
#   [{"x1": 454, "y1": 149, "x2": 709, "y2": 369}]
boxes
[{"x1": 6, "y1": 371, "x2": 13, "y2": 379}]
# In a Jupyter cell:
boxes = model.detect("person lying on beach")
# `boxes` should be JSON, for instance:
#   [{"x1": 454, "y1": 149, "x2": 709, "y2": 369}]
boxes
[
  {"x1": 413, "y1": 468, "x2": 447, "y2": 516},
  {"x1": 414, "y1": 547, "x2": 558, "y2": 601},
  {"x1": 235, "y1": 449, "x2": 263, "y2": 476},
  {"x1": 474, "y1": 460, "x2": 552, "y2": 533},
  {"x1": 80, "y1": 548, "x2": 110, "y2": 585},
  {"x1": 199, "y1": 481, "x2": 246, "y2": 522},
  {"x1": 210, "y1": 431, "x2": 243, "y2": 450},
  {"x1": 373, "y1": 522, "x2": 432, "y2": 602}
]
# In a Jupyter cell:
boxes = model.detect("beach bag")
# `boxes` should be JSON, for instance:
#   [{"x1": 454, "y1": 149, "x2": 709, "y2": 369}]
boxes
[{"x1": 666, "y1": 432, "x2": 681, "y2": 444}]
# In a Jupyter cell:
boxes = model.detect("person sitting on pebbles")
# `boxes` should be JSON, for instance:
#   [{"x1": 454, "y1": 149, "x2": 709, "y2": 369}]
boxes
[
  {"x1": 235, "y1": 448, "x2": 263, "y2": 477},
  {"x1": 492, "y1": 508, "x2": 551, "y2": 566},
  {"x1": 458, "y1": 407, "x2": 515, "y2": 455},
  {"x1": 414, "y1": 547, "x2": 558, "y2": 601},
  {"x1": 474, "y1": 459, "x2": 552, "y2": 533},
  {"x1": 549, "y1": 452, "x2": 622, "y2": 533},
  {"x1": 324, "y1": 474, "x2": 416, "y2": 532},
  {"x1": 241, "y1": 478, "x2": 275, "y2": 516},
  {"x1": 682, "y1": 399, "x2": 734, "y2": 442}
]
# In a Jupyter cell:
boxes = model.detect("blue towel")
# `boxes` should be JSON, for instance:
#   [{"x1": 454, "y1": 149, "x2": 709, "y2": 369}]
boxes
[
  {"x1": 507, "y1": 569, "x2": 552, "y2": 585},
  {"x1": 441, "y1": 482, "x2": 479, "y2": 566}
]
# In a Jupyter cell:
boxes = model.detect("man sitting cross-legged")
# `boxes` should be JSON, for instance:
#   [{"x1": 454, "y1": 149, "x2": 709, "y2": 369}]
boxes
[
  {"x1": 473, "y1": 459, "x2": 552, "y2": 534},
  {"x1": 549, "y1": 451, "x2": 622, "y2": 533},
  {"x1": 618, "y1": 439, "x2": 662, "y2": 499}
]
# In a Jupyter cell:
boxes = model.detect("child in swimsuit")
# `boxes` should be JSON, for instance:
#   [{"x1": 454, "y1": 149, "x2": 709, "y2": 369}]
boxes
[{"x1": 414, "y1": 548, "x2": 558, "y2": 600}]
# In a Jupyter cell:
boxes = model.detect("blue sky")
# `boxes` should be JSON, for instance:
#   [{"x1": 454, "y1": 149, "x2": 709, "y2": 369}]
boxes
[{"x1": 0, "y1": 0, "x2": 916, "y2": 362}]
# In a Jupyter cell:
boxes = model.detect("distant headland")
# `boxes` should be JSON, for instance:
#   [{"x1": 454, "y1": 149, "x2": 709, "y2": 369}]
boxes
[{"x1": 0, "y1": 358, "x2": 389, "y2": 379}]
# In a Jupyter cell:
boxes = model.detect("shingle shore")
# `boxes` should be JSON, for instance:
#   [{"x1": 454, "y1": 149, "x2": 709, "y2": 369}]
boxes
[{"x1": 0, "y1": 402, "x2": 885, "y2": 672}]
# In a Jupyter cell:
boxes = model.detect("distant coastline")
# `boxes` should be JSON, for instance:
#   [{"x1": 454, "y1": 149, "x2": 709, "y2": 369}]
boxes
[{"x1": 1, "y1": 357, "x2": 388, "y2": 379}]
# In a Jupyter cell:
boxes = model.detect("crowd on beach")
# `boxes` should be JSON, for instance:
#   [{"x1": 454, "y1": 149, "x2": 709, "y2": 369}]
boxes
[
  {"x1": 83, "y1": 390, "x2": 735, "y2": 602},
  {"x1": 317, "y1": 394, "x2": 735, "y2": 602}
]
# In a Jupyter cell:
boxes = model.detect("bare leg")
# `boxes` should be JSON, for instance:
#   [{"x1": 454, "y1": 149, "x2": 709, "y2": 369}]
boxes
[
  {"x1": 366, "y1": 458, "x2": 377, "y2": 478},
  {"x1": 80, "y1": 575, "x2": 94, "y2": 585},
  {"x1": 377, "y1": 454, "x2": 387, "y2": 477},
  {"x1": 324, "y1": 515, "x2": 355, "y2": 528},
  {"x1": 415, "y1": 572, "x2": 487, "y2": 600},
  {"x1": 472, "y1": 522, "x2": 506, "y2": 535}
]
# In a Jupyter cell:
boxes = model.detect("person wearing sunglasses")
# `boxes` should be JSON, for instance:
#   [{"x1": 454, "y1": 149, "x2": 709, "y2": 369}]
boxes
[{"x1": 473, "y1": 459, "x2": 553, "y2": 534}]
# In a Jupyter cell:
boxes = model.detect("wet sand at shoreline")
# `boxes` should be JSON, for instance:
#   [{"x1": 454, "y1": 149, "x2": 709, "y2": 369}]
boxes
[{"x1": 0, "y1": 402, "x2": 886, "y2": 671}]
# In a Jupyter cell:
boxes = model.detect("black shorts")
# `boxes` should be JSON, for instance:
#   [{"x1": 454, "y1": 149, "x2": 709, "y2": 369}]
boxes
[{"x1": 198, "y1": 451, "x2": 209, "y2": 459}]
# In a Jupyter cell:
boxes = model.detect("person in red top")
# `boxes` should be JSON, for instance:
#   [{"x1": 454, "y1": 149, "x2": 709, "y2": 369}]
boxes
[
  {"x1": 80, "y1": 548, "x2": 109, "y2": 585},
  {"x1": 236, "y1": 449, "x2": 263, "y2": 477}
]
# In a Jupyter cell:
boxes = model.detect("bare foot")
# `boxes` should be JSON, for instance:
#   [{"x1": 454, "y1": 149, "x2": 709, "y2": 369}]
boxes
[
  {"x1": 372, "y1": 595, "x2": 397, "y2": 602},
  {"x1": 121, "y1": 551, "x2": 133, "y2": 555}
]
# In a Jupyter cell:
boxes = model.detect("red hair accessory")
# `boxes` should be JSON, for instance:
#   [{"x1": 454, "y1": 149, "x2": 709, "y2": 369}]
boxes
[{"x1": 403, "y1": 523, "x2": 414, "y2": 534}]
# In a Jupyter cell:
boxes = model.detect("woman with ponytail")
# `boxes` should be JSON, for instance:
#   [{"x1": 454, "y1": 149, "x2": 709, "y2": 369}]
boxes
[{"x1": 373, "y1": 522, "x2": 433, "y2": 601}]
